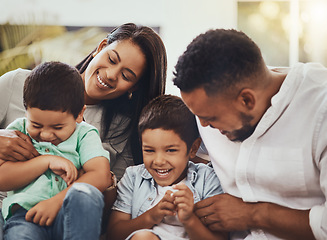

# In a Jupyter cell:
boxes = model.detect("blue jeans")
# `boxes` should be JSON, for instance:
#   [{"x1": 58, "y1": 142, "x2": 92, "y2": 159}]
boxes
[{"x1": 3, "y1": 183, "x2": 104, "y2": 240}]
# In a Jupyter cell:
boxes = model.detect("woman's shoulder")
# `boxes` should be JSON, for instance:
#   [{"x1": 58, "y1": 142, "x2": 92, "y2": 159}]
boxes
[
  {"x1": 0, "y1": 68, "x2": 31, "y2": 79},
  {"x1": 0, "y1": 68, "x2": 31, "y2": 88}
]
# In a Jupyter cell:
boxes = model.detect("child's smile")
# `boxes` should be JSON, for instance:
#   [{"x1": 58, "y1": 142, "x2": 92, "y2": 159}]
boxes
[
  {"x1": 142, "y1": 128, "x2": 190, "y2": 186},
  {"x1": 25, "y1": 108, "x2": 80, "y2": 146}
]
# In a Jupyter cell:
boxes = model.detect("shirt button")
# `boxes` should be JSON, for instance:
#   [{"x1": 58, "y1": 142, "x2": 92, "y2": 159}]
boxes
[
  {"x1": 55, "y1": 177, "x2": 59, "y2": 181},
  {"x1": 148, "y1": 197, "x2": 153, "y2": 201},
  {"x1": 45, "y1": 148, "x2": 50, "y2": 153}
]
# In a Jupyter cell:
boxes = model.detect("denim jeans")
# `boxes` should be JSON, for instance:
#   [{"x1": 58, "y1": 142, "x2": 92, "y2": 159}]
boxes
[{"x1": 3, "y1": 183, "x2": 104, "y2": 240}]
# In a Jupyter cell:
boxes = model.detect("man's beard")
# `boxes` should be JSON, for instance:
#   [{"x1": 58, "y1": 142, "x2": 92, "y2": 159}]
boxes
[{"x1": 226, "y1": 113, "x2": 257, "y2": 142}]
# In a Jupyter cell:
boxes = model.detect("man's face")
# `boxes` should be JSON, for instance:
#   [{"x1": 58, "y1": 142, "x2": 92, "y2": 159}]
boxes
[{"x1": 181, "y1": 87, "x2": 256, "y2": 142}]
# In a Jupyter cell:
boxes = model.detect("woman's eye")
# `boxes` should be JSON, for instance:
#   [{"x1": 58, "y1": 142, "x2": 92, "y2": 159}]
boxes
[
  {"x1": 108, "y1": 56, "x2": 116, "y2": 64},
  {"x1": 122, "y1": 73, "x2": 130, "y2": 81},
  {"x1": 53, "y1": 127, "x2": 63, "y2": 130},
  {"x1": 33, "y1": 125, "x2": 42, "y2": 129}
]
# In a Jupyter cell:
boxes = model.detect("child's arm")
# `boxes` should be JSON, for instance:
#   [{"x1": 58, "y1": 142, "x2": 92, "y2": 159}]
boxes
[
  {"x1": 107, "y1": 191, "x2": 176, "y2": 240},
  {"x1": 0, "y1": 155, "x2": 77, "y2": 191},
  {"x1": 173, "y1": 183, "x2": 228, "y2": 240},
  {"x1": 25, "y1": 156, "x2": 111, "y2": 226}
]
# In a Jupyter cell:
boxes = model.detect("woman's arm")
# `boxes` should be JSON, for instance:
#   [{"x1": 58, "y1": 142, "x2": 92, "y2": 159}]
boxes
[{"x1": 0, "y1": 129, "x2": 39, "y2": 161}]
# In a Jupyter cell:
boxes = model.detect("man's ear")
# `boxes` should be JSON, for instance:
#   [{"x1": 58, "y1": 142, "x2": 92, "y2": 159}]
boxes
[
  {"x1": 189, "y1": 137, "x2": 202, "y2": 159},
  {"x1": 92, "y1": 38, "x2": 108, "y2": 57},
  {"x1": 76, "y1": 105, "x2": 86, "y2": 123},
  {"x1": 237, "y1": 88, "x2": 256, "y2": 111}
]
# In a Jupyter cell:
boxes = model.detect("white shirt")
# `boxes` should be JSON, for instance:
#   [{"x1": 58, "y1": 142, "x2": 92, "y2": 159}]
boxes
[
  {"x1": 150, "y1": 182, "x2": 188, "y2": 240},
  {"x1": 198, "y1": 63, "x2": 327, "y2": 240}
]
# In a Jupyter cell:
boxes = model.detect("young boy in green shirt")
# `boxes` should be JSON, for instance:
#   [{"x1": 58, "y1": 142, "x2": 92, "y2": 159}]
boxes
[{"x1": 0, "y1": 61, "x2": 112, "y2": 240}]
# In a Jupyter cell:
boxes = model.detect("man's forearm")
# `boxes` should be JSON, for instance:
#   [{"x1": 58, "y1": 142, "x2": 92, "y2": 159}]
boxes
[{"x1": 251, "y1": 202, "x2": 315, "y2": 240}]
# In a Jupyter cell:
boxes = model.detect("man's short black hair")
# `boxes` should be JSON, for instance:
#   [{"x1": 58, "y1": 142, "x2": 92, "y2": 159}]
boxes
[
  {"x1": 138, "y1": 95, "x2": 199, "y2": 152},
  {"x1": 24, "y1": 61, "x2": 84, "y2": 119},
  {"x1": 173, "y1": 29, "x2": 265, "y2": 96}
]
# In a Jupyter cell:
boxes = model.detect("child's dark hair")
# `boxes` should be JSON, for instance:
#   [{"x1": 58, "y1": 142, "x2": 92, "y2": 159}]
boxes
[
  {"x1": 23, "y1": 61, "x2": 85, "y2": 119},
  {"x1": 138, "y1": 95, "x2": 199, "y2": 152}
]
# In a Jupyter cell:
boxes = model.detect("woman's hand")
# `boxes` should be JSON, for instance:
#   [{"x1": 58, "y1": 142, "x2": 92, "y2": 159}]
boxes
[{"x1": 0, "y1": 129, "x2": 39, "y2": 161}]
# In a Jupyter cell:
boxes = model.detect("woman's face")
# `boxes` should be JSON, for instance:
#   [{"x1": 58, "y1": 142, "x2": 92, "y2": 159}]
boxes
[{"x1": 83, "y1": 39, "x2": 146, "y2": 104}]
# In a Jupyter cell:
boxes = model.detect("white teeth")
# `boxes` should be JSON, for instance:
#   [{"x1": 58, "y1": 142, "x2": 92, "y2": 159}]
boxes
[
  {"x1": 97, "y1": 75, "x2": 110, "y2": 88},
  {"x1": 156, "y1": 169, "x2": 170, "y2": 176}
]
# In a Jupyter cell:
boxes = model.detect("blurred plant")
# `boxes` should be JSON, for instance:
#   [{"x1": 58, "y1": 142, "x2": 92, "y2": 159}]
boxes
[{"x1": 0, "y1": 24, "x2": 107, "y2": 76}]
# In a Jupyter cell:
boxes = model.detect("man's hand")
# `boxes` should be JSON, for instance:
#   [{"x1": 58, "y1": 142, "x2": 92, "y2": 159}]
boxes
[
  {"x1": 194, "y1": 193, "x2": 251, "y2": 232},
  {"x1": 0, "y1": 129, "x2": 39, "y2": 161},
  {"x1": 48, "y1": 156, "x2": 78, "y2": 186},
  {"x1": 25, "y1": 197, "x2": 62, "y2": 226}
]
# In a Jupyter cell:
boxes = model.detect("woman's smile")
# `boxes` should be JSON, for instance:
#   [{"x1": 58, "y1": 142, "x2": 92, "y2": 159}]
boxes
[{"x1": 96, "y1": 74, "x2": 113, "y2": 89}]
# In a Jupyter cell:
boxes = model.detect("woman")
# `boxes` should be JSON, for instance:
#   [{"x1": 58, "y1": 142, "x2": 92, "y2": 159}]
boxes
[
  {"x1": 0, "y1": 23, "x2": 167, "y2": 180},
  {"x1": 0, "y1": 23, "x2": 167, "y2": 238}
]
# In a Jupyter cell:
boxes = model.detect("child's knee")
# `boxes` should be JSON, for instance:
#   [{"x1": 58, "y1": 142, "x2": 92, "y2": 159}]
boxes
[
  {"x1": 130, "y1": 230, "x2": 160, "y2": 240},
  {"x1": 65, "y1": 183, "x2": 104, "y2": 208}
]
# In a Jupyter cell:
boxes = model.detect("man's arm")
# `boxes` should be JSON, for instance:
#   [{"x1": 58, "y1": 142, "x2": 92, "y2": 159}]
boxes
[
  {"x1": 0, "y1": 129, "x2": 39, "y2": 161},
  {"x1": 194, "y1": 193, "x2": 315, "y2": 240}
]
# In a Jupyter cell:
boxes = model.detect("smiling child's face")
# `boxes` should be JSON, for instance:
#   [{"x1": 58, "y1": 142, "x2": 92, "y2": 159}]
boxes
[
  {"x1": 26, "y1": 107, "x2": 81, "y2": 146},
  {"x1": 142, "y1": 128, "x2": 190, "y2": 186}
]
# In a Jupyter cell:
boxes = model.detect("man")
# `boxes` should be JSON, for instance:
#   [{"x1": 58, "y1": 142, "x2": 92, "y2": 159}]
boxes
[{"x1": 173, "y1": 29, "x2": 326, "y2": 240}]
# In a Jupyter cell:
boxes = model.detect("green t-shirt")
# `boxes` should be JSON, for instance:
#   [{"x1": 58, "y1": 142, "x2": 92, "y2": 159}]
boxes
[{"x1": 2, "y1": 117, "x2": 110, "y2": 220}]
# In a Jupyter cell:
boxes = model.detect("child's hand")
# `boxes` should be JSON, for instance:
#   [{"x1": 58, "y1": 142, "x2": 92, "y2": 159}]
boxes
[
  {"x1": 147, "y1": 190, "x2": 176, "y2": 225},
  {"x1": 47, "y1": 155, "x2": 78, "y2": 186},
  {"x1": 172, "y1": 182, "x2": 194, "y2": 223},
  {"x1": 25, "y1": 197, "x2": 61, "y2": 226}
]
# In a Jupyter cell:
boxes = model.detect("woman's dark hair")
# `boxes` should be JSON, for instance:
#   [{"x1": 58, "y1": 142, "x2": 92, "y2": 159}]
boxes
[
  {"x1": 138, "y1": 95, "x2": 199, "y2": 152},
  {"x1": 24, "y1": 61, "x2": 84, "y2": 119},
  {"x1": 76, "y1": 23, "x2": 167, "y2": 164}
]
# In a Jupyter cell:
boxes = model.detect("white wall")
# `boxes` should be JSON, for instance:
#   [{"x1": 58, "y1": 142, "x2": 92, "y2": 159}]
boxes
[{"x1": 0, "y1": 0, "x2": 237, "y2": 95}]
